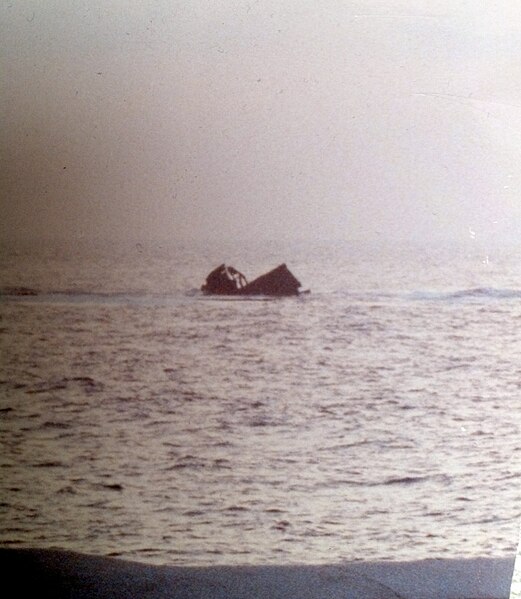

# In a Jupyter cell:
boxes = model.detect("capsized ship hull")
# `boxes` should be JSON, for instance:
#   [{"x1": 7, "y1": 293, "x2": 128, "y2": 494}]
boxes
[{"x1": 201, "y1": 263, "x2": 303, "y2": 296}]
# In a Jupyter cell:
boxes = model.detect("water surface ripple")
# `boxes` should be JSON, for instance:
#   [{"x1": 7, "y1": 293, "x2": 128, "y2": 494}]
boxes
[{"x1": 1, "y1": 242, "x2": 520, "y2": 565}]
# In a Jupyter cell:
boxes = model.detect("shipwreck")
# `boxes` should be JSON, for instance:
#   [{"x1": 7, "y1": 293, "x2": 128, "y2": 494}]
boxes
[{"x1": 201, "y1": 263, "x2": 304, "y2": 296}]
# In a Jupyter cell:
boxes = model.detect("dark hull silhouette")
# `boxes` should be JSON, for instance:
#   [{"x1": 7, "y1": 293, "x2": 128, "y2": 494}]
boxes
[{"x1": 201, "y1": 264, "x2": 302, "y2": 296}]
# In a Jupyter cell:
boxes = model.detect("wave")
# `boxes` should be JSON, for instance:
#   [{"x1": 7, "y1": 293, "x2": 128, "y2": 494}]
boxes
[
  {"x1": 380, "y1": 475, "x2": 431, "y2": 486},
  {"x1": 408, "y1": 287, "x2": 521, "y2": 302},
  {"x1": 0, "y1": 286, "x2": 282, "y2": 305},
  {"x1": 337, "y1": 287, "x2": 521, "y2": 303},
  {"x1": 3, "y1": 285, "x2": 521, "y2": 305},
  {"x1": 1, "y1": 286, "x2": 39, "y2": 296},
  {"x1": 0, "y1": 287, "x2": 178, "y2": 306}
]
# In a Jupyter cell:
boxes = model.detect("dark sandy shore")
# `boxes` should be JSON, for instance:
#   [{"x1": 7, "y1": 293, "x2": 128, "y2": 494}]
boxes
[{"x1": 1, "y1": 548, "x2": 514, "y2": 598}]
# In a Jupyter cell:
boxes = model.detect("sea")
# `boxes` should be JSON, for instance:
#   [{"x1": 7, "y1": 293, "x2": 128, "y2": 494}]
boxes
[{"x1": 1, "y1": 238, "x2": 521, "y2": 567}]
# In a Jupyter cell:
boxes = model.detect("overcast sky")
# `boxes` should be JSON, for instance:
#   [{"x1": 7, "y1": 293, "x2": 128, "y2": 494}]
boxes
[{"x1": 2, "y1": 1, "x2": 521, "y2": 245}]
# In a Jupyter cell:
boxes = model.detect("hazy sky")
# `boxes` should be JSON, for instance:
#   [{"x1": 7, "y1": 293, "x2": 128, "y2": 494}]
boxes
[{"x1": 2, "y1": 1, "x2": 521, "y2": 244}]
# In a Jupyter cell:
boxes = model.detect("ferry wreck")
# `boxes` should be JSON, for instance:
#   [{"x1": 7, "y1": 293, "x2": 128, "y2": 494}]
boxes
[{"x1": 201, "y1": 263, "x2": 304, "y2": 296}]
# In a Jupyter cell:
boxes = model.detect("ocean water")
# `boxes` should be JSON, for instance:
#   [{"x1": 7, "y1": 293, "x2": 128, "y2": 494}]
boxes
[{"x1": 1, "y1": 239, "x2": 521, "y2": 567}]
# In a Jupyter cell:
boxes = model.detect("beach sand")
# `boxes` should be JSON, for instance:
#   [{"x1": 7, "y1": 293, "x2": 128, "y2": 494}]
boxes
[{"x1": 1, "y1": 548, "x2": 514, "y2": 598}]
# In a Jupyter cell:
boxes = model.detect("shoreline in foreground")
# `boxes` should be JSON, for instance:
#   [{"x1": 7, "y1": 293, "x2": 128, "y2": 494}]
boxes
[{"x1": 0, "y1": 547, "x2": 515, "y2": 598}]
